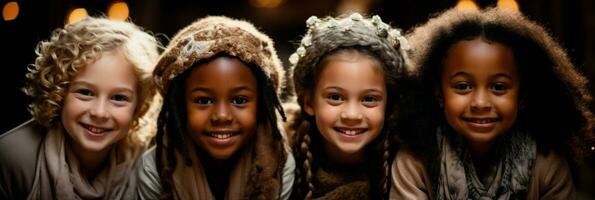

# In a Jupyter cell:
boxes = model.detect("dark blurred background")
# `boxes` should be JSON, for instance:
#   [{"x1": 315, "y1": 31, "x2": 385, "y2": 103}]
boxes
[{"x1": 1, "y1": 0, "x2": 594, "y2": 198}]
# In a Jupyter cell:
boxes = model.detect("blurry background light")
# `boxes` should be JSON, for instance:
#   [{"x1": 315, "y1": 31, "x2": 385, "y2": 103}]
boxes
[
  {"x1": 497, "y1": 0, "x2": 520, "y2": 11},
  {"x1": 455, "y1": 0, "x2": 479, "y2": 11},
  {"x1": 2, "y1": 1, "x2": 19, "y2": 21},
  {"x1": 67, "y1": 8, "x2": 88, "y2": 24},
  {"x1": 108, "y1": 2, "x2": 129, "y2": 21},
  {"x1": 249, "y1": 0, "x2": 284, "y2": 8}
]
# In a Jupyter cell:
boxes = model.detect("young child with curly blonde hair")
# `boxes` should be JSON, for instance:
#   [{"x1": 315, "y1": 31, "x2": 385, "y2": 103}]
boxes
[{"x1": 0, "y1": 17, "x2": 161, "y2": 199}]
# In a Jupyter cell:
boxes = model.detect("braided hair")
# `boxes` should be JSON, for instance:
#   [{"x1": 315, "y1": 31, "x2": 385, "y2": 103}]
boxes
[{"x1": 288, "y1": 13, "x2": 409, "y2": 200}]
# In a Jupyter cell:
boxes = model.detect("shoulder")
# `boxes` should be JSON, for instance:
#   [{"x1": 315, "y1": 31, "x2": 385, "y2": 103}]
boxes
[
  {"x1": 528, "y1": 151, "x2": 575, "y2": 199},
  {"x1": 0, "y1": 120, "x2": 45, "y2": 165},
  {"x1": 137, "y1": 146, "x2": 162, "y2": 200},
  {"x1": 392, "y1": 147, "x2": 427, "y2": 175},
  {"x1": 390, "y1": 147, "x2": 432, "y2": 200},
  {"x1": 0, "y1": 119, "x2": 46, "y2": 199},
  {"x1": 280, "y1": 153, "x2": 296, "y2": 200}
]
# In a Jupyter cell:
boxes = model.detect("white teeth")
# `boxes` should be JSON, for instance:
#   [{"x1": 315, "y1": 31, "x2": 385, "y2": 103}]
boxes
[
  {"x1": 470, "y1": 119, "x2": 493, "y2": 124},
  {"x1": 88, "y1": 126, "x2": 106, "y2": 133},
  {"x1": 210, "y1": 132, "x2": 234, "y2": 139},
  {"x1": 338, "y1": 128, "x2": 365, "y2": 136}
]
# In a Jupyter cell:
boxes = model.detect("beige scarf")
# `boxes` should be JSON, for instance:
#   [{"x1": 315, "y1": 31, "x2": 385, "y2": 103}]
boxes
[
  {"x1": 27, "y1": 127, "x2": 142, "y2": 200},
  {"x1": 169, "y1": 123, "x2": 285, "y2": 200}
]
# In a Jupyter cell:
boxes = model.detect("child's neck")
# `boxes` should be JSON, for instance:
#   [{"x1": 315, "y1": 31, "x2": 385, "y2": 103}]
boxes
[
  {"x1": 198, "y1": 149, "x2": 241, "y2": 199},
  {"x1": 68, "y1": 136, "x2": 111, "y2": 180},
  {"x1": 323, "y1": 142, "x2": 366, "y2": 165},
  {"x1": 468, "y1": 140, "x2": 499, "y2": 183}
]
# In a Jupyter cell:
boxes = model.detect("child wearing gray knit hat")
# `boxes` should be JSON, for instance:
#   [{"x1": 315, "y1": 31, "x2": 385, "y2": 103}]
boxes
[{"x1": 287, "y1": 13, "x2": 410, "y2": 200}]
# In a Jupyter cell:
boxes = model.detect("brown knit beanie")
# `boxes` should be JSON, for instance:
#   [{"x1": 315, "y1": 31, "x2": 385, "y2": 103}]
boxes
[{"x1": 153, "y1": 16, "x2": 285, "y2": 97}]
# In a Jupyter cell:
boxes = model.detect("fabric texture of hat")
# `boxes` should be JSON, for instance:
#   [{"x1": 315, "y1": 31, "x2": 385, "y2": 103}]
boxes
[{"x1": 153, "y1": 16, "x2": 285, "y2": 96}]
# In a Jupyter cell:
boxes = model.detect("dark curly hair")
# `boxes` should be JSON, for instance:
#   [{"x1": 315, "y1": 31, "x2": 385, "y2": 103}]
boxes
[
  {"x1": 400, "y1": 7, "x2": 594, "y2": 191},
  {"x1": 288, "y1": 13, "x2": 409, "y2": 200}
]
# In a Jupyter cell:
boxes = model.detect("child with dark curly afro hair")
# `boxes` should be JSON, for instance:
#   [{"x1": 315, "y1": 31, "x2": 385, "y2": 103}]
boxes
[{"x1": 391, "y1": 8, "x2": 594, "y2": 199}]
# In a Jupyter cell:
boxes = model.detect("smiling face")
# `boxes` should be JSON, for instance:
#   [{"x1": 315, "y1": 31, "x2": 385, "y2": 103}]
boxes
[
  {"x1": 62, "y1": 50, "x2": 139, "y2": 156},
  {"x1": 185, "y1": 56, "x2": 258, "y2": 160},
  {"x1": 441, "y1": 38, "x2": 520, "y2": 149},
  {"x1": 304, "y1": 51, "x2": 387, "y2": 161}
]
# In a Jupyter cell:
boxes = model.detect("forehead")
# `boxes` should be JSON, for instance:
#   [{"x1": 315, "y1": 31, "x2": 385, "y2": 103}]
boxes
[
  {"x1": 73, "y1": 51, "x2": 138, "y2": 87},
  {"x1": 186, "y1": 56, "x2": 257, "y2": 88},
  {"x1": 316, "y1": 53, "x2": 385, "y2": 90},
  {"x1": 443, "y1": 38, "x2": 517, "y2": 76}
]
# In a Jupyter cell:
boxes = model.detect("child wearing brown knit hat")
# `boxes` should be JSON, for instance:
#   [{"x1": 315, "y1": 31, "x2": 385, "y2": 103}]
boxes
[
  {"x1": 287, "y1": 13, "x2": 410, "y2": 200},
  {"x1": 136, "y1": 16, "x2": 295, "y2": 200}
]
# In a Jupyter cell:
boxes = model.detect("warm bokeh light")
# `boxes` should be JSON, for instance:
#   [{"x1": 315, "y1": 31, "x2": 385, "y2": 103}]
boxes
[
  {"x1": 337, "y1": 0, "x2": 372, "y2": 15},
  {"x1": 108, "y1": 2, "x2": 129, "y2": 21},
  {"x1": 249, "y1": 0, "x2": 284, "y2": 8},
  {"x1": 2, "y1": 1, "x2": 19, "y2": 21},
  {"x1": 455, "y1": 0, "x2": 479, "y2": 11},
  {"x1": 67, "y1": 8, "x2": 88, "y2": 24},
  {"x1": 497, "y1": 0, "x2": 520, "y2": 11}
]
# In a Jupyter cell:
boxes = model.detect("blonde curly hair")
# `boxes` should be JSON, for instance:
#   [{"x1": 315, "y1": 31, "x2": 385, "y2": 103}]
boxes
[{"x1": 24, "y1": 17, "x2": 162, "y2": 147}]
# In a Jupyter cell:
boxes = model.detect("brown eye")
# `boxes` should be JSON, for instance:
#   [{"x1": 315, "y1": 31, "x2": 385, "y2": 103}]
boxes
[
  {"x1": 111, "y1": 94, "x2": 129, "y2": 102},
  {"x1": 490, "y1": 83, "x2": 509, "y2": 94},
  {"x1": 194, "y1": 97, "x2": 213, "y2": 105},
  {"x1": 362, "y1": 95, "x2": 378, "y2": 103},
  {"x1": 327, "y1": 94, "x2": 343, "y2": 101},
  {"x1": 76, "y1": 89, "x2": 93, "y2": 96},
  {"x1": 231, "y1": 96, "x2": 249, "y2": 105},
  {"x1": 453, "y1": 82, "x2": 472, "y2": 92}
]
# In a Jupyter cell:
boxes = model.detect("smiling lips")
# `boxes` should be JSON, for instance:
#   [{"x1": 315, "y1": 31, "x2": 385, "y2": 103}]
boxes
[
  {"x1": 334, "y1": 127, "x2": 368, "y2": 136},
  {"x1": 462, "y1": 117, "x2": 500, "y2": 132},
  {"x1": 205, "y1": 130, "x2": 239, "y2": 139},
  {"x1": 80, "y1": 123, "x2": 112, "y2": 134}
]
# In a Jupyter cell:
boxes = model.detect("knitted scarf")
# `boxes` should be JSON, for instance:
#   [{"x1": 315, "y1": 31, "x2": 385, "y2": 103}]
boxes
[
  {"x1": 169, "y1": 122, "x2": 285, "y2": 199},
  {"x1": 27, "y1": 127, "x2": 142, "y2": 200},
  {"x1": 436, "y1": 127, "x2": 536, "y2": 200}
]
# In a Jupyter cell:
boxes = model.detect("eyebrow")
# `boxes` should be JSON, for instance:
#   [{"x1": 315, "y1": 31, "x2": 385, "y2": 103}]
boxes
[
  {"x1": 490, "y1": 72, "x2": 514, "y2": 80},
  {"x1": 449, "y1": 71, "x2": 513, "y2": 80},
  {"x1": 323, "y1": 86, "x2": 384, "y2": 94},
  {"x1": 191, "y1": 86, "x2": 255, "y2": 93},
  {"x1": 70, "y1": 80, "x2": 135, "y2": 94}
]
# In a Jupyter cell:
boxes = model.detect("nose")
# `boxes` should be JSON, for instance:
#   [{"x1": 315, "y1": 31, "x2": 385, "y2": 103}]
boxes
[
  {"x1": 210, "y1": 102, "x2": 233, "y2": 124},
  {"x1": 340, "y1": 101, "x2": 363, "y2": 124},
  {"x1": 90, "y1": 99, "x2": 110, "y2": 121},
  {"x1": 470, "y1": 89, "x2": 492, "y2": 112}
]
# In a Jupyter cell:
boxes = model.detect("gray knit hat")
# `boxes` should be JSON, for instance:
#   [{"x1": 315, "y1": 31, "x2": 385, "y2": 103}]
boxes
[{"x1": 289, "y1": 13, "x2": 411, "y2": 103}]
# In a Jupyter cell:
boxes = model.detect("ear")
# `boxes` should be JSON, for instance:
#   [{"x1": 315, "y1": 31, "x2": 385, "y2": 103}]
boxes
[{"x1": 303, "y1": 93, "x2": 315, "y2": 116}]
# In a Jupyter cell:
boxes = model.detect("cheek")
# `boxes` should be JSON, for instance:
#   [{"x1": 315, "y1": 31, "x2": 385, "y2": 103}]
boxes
[
  {"x1": 186, "y1": 109, "x2": 208, "y2": 134},
  {"x1": 313, "y1": 103, "x2": 340, "y2": 126},
  {"x1": 113, "y1": 105, "x2": 136, "y2": 127},
  {"x1": 62, "y1": 96, "x2": 84, "y2": 121},
  {"x1": 366, "y1": 106, "x2": 386, "y2": 130},
  {"x1": 237, "y1": 104, "x2": 258, "y2": 131},
  {"x1": 495, "y1": 96, "x2": 519, "y2": 120},
  {"x1": 443, "y1": 94, "x2": 468, "y2": 114}
]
